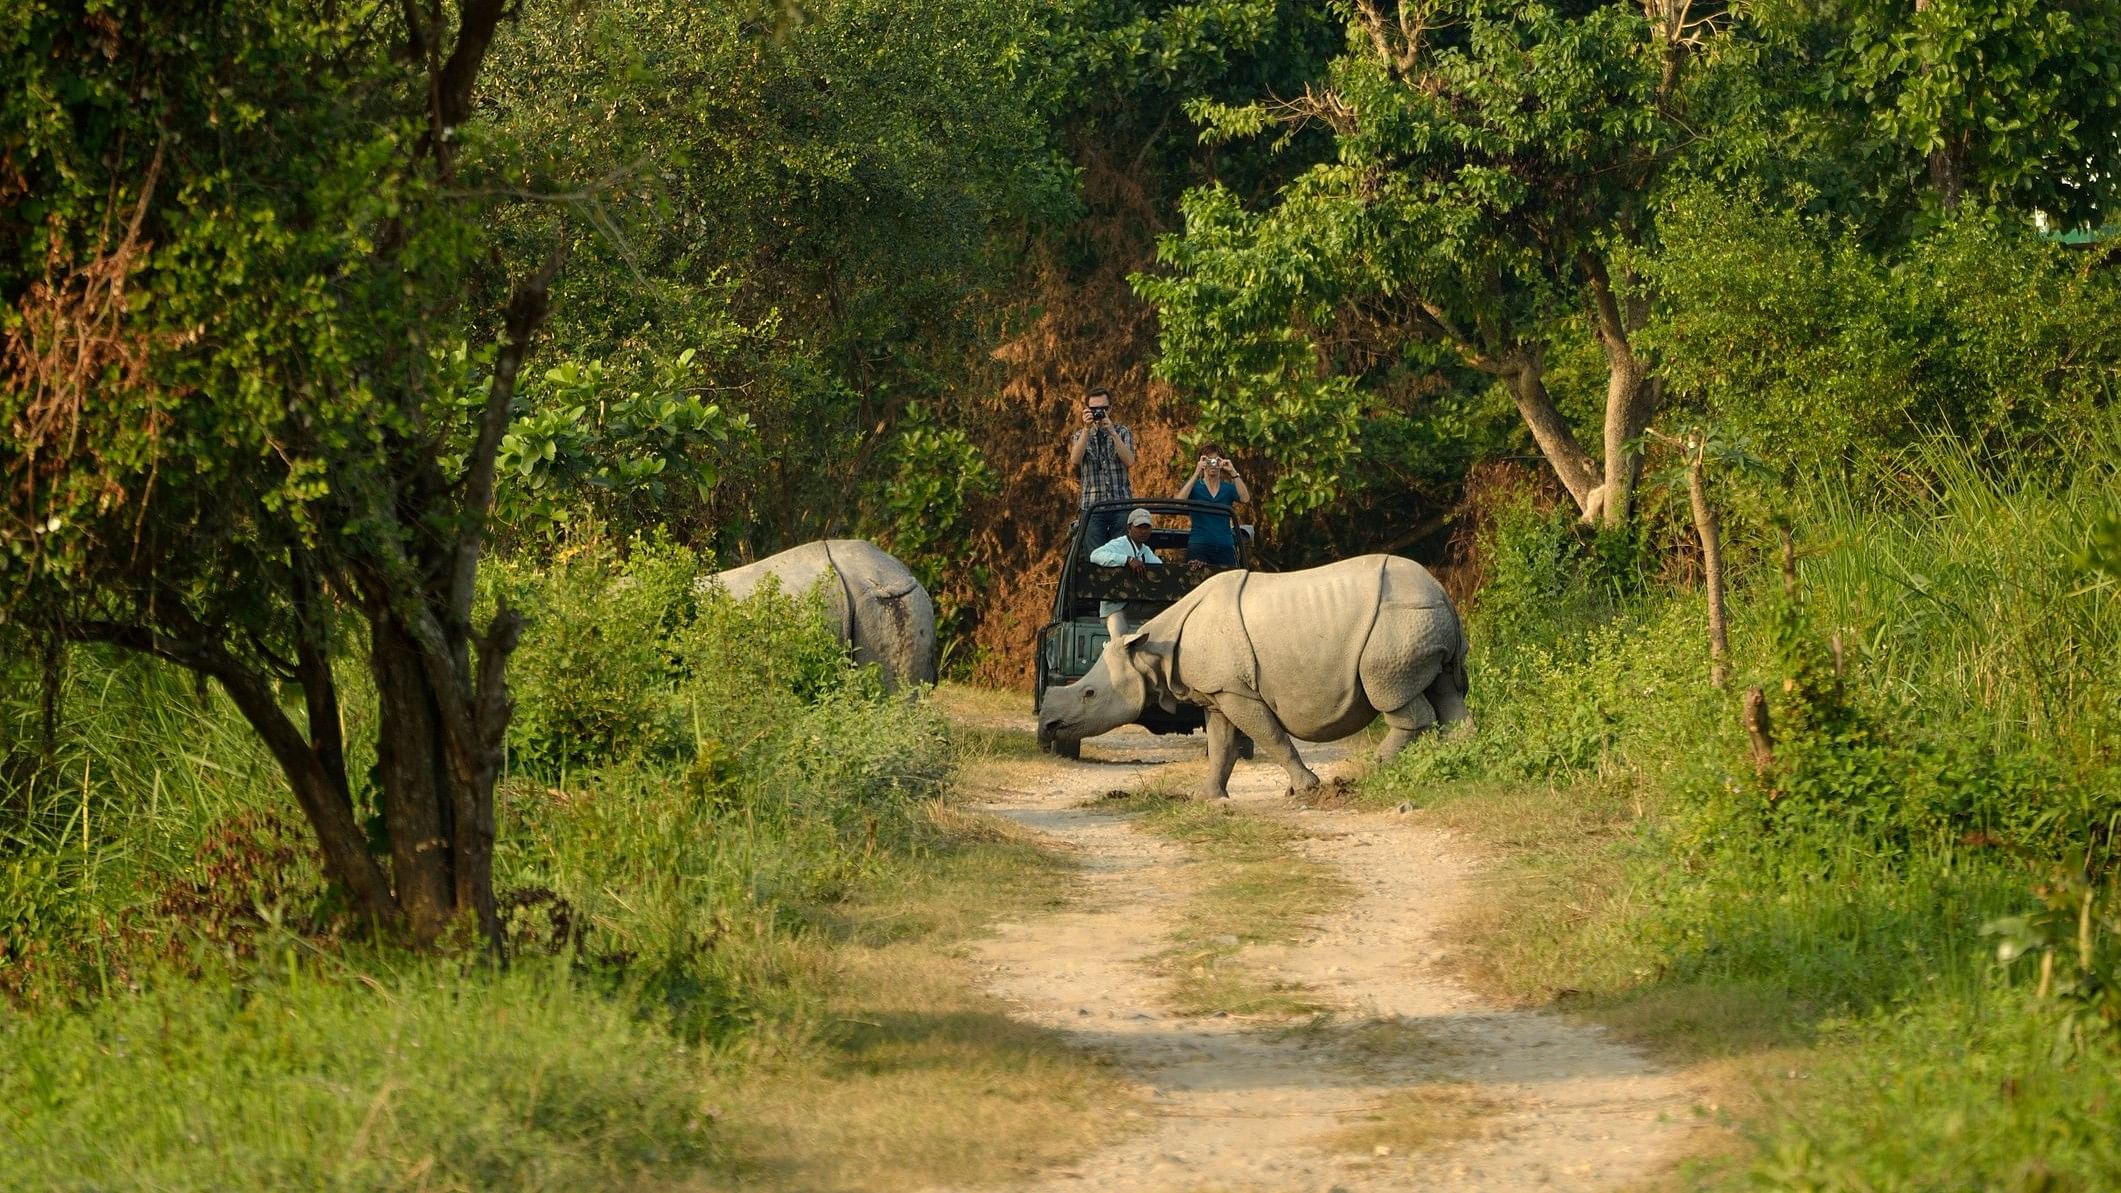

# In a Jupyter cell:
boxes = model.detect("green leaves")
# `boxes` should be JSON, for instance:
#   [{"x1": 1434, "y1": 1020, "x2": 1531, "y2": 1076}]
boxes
[
  {"x1": 1776, "y1": 0, "x2": 2121, "y2": 223},
  {"x1": 496, "y1": 349, "x2": 757, "y2": 535},
  {"x1": 482, "y1": 0, "x2": 1074, "y2": 547},
  {"x1": 1644, "y1": 189, "x2": 2121, "y2": 472},
  {"x1": 1984, "y1": 866, "x2": 2121, "y2": 1054},
  {"x1": 1140, "y1": 0, "x2": 1704, "y2": 521}
]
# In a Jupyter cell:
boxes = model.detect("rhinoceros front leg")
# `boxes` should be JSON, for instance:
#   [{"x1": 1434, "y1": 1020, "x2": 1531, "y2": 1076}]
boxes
[
  {"x1": 1202, "y1": 708, "x2": 1242, "y2": 800},
  {"x1": 1213, "y1": 694, "x2": 1320, "y2": 795}
]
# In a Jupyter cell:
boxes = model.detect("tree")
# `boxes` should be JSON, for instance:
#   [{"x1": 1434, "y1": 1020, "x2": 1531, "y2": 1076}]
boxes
[
  {"x1": 1816, "y1": 0, "x2": 2121, "y2": 221},
  {"x1": 1643, "y1": 190, "x2": 2121, "y2": 474},
  {"x1": 1, "y1": 2, "x2": 569, "y2": 948},
  {"x1": 1140, "y1": 0, "x2": 1731, "y2": 527},
  {"x1": 481, "y1": 0, "x2": 1075, "y2": 556}
]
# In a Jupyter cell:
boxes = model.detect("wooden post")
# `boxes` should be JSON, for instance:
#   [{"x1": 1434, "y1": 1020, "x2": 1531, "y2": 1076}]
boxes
[
  {"x1": 1685, "y1": 436, "x2": 1730, "y2": 689},
  {"x1": 1742, "y1": 685, "x2": 1774, "y2": 786}
]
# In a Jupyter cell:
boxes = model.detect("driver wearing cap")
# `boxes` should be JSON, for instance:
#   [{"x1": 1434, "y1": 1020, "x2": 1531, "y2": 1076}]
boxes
[{"x1": 1088, "y1": 507, "x2": 1162, "y2": 640}]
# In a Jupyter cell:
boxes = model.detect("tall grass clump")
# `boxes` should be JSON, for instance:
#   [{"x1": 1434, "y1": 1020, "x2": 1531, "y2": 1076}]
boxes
[
  {"x1": 1366, "y1": 431, "x2": 2121, "y2": 1186},
  {"x1": 0, "y1": 647, "x2": 321, "y2": 1006},
  {"x1": 0, "y1": 529, "x2": 960, "y2": 1187},
  {"x1": 1382, "y1": 493, "x2": 1733, "y2": 793}
]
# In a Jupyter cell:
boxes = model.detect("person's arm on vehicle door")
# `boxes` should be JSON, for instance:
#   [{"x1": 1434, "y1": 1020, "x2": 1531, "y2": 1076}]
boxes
[{"x1": 1088, "y1": 537, "x2": 1130, "y2": 566}]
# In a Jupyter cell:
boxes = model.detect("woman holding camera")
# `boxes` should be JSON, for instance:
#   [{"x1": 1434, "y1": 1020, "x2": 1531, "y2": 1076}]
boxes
[{"x1": 1174, "y1": 444, "x2": 1249, "y2": 566}]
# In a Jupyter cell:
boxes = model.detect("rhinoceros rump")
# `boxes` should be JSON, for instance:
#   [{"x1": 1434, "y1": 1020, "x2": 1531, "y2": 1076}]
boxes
[
  {"x1": 1038, "y1": 555, "x2": 1468, "y2": 798},
  {"x1": 704, "y1": 540, "x2": 938, "y2": 692}
]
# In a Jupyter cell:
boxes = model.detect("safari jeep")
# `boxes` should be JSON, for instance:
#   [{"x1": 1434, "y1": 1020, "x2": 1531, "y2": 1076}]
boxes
[{"x1": 1033, "y1": 498, "x2": 1254, "y2": 758}]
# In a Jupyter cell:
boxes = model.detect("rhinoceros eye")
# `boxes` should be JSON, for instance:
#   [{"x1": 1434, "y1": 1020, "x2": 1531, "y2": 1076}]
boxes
[{"x1": 1082, "y1": 688, "x2": 1097, "y2": 699}]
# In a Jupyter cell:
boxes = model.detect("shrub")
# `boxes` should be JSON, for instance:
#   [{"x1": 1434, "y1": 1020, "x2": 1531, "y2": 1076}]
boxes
[{"x1": 498, "y1": 535, "x2": 698, "y2": 773}]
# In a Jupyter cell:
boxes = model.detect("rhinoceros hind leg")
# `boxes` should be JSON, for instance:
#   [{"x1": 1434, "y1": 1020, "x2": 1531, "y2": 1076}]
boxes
[
  {"x1": 1426, "y1": 672, "x2": 1470, "y2": 731},
  {"x1": 1212, "y1": 694, "x2": 1319, "y2": 795},
  {"x1": 1202, "y1": 708, "x2": 1242, "y2": 800},
  {"x1": 1376, "y1": 693, "x2": 1438, "y2": 762}
]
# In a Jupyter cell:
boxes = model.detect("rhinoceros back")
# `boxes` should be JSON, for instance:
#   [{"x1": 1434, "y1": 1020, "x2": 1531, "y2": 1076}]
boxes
[{"x1": 703, "y1": 540, "x2": 937, "y2": 690}]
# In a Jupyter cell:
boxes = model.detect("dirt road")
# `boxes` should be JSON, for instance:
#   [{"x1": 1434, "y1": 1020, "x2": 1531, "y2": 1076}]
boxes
[{"x1": 952, "y1": 720, "x2": 1705, "y2": 1192}]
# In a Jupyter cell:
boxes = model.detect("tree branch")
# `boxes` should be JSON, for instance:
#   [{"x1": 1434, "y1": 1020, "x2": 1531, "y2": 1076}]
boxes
[
  {"x1": 437, "y1": 0, "x2": 509, "y2": 133},
  {"x1": 1353, "y1": 0, "x2": 1408, "y2": 74},
  {"x1": 448, "y1": 245, "x2": 562, "y2": 629},
  {"x1": 294, "y1": 551, "x2": 353, "y2": 810},
  {"x1": 1500, "y1": 355, "x2": 1603, "y2": 508},
  {"x1": 1580, "y1": 250, "x2": 1630, "y2": 350},
  {"x1": 65, "y1": 618, "x2": 398, "y2": 924}
]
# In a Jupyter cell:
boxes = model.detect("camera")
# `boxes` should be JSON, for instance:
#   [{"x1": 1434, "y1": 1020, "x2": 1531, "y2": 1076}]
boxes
[{"x1": 1088, "y1": 407, "x2": 1108, "y2": 421}]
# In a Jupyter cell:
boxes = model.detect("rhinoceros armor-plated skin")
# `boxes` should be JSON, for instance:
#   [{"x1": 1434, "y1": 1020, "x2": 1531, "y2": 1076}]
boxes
[
  {"x1": 703, "y1": 540, "x2": 938, "y2": 693},
  {"x1": 1039, "y1": 555, "x2": 1469, "y2": 798}
]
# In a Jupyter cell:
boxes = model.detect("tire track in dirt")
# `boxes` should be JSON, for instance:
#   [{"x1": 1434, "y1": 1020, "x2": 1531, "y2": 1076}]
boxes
[{"x1": 950, "y1": 721, "x2": 1706, "y2": 1192}]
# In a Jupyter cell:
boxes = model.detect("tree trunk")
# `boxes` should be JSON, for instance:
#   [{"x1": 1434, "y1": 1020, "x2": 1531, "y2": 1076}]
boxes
[
  {"x1": 371, "y1": 617, "x2": 459, "y2": 945},
  {"x1": 1929, "y1": 139, "x2": 1967, "y2": 213},
  {"x1": 209, "y1": 655, "x2": 401, "y2": 927},
  {"x1": 1685, "y1": 441, "x2": 1730, "y2": 689},
  {"x1": 1742, "y1": 686, "x2": 1774, "y2": 781},
  {"x1": 1502, "y1": 356, "x2": 1603, "y2": 514},
  {"x1": 1583, "y1": 253, "x2": 1658, "y2": 529}
]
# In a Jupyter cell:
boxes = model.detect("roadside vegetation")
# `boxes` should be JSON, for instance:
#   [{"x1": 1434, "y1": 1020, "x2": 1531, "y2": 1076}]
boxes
[
  {"x1": 1364, "y1": 421, "x2": 2121, "y2": 1187},
  {"x1": 0, "y1": 535, "x2": 1120, "y2": 1189}
]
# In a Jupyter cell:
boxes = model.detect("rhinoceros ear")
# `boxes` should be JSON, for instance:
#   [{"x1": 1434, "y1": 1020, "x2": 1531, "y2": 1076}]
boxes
[{"x1": 1118, "y1": 632, "x2": 1180, "y2": 713}]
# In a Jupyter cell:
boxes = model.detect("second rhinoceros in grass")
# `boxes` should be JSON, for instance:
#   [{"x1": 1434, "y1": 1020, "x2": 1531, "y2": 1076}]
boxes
[
  {"x1": 702, "y1": 539, "x2": 938, "y2": 693},
  {"x1": 1037, "y1": 555, "x2": 1468, "y2": 798}
]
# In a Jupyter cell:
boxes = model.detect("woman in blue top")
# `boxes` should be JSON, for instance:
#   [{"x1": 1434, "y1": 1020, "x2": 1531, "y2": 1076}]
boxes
[{"x1": 1174, "y1": 444, "x2": 1250, "y2": 566}]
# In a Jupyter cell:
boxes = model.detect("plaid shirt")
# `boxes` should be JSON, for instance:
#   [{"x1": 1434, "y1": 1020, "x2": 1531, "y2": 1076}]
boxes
[{"x1": 1072, "y1": 422, "x2": 1135, "y2": 509}]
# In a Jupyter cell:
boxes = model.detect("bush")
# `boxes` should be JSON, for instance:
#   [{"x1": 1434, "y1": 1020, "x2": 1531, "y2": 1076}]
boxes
[
  {"x1": 495, "y1": 528, "x2": 885, "y2": 776},
  {"x1": 1, "y1": 523, "x2": 962, "y2": 1184},
  {"x1": 1377, "y1": 491, "x2": 1726, "y2": 792},
  {"x1": 497, "y1": 534, "x2": 701, "y2": 773},
  {"x1": 1366, "y1": 422, "x2": 2121, "y2": 1187}
]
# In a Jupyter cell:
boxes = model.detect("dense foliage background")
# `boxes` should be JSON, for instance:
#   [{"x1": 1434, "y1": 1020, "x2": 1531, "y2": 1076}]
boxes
[{"x1": 4, "y1": 0, "x2": 2120, "y2": 1186}]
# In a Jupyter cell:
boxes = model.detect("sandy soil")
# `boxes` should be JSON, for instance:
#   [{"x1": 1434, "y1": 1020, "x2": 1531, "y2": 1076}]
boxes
[{"x1": 947, "y1": 720, "x2": 1708, "y2": 1193}]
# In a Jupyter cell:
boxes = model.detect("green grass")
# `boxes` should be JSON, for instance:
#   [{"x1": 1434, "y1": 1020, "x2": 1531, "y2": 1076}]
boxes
[
  {"x1": 1355, "y1": 428, "x2": 2121, "y2": 1188},
  {"x1": 0, "y1": 957, "x2": 728, "y2": 1190}
]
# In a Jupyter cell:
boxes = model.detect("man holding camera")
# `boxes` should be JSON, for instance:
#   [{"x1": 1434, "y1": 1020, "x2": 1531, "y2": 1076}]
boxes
[{"x1": 1066, "y1": 386, "x2": 1137, "y2": 549}]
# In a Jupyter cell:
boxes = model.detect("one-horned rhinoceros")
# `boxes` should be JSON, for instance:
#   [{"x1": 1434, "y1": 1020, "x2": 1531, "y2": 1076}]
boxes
[
  {"x1": 1037, "y1": 555, "x2": 1468, "y2": 798},
  {"x1": 702, "y1": 540, "x2": 938, "y2": 692}
]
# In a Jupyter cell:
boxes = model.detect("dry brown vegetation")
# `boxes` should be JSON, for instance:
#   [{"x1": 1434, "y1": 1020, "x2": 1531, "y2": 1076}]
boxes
[{"x1": 951, "y1": 145, "x2": 1235, "y2": 689}]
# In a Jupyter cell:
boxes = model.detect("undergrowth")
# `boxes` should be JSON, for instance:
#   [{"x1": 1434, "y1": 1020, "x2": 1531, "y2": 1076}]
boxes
[
  {"x1": 0, "y1": 532, "x2": 1106, "y2": 1190},
  {"x1": 1364, "y1": 430, "x2": 2121, "y2": 1189}
]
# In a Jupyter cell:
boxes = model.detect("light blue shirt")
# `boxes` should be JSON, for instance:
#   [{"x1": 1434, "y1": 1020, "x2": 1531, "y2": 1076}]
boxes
[
  {"x1": 1090, "y1": 534, "x2": 1160, "y2": 621},
  {"x1": 1090, "y1": 534, "x2": 1162, "y2": 568}
]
